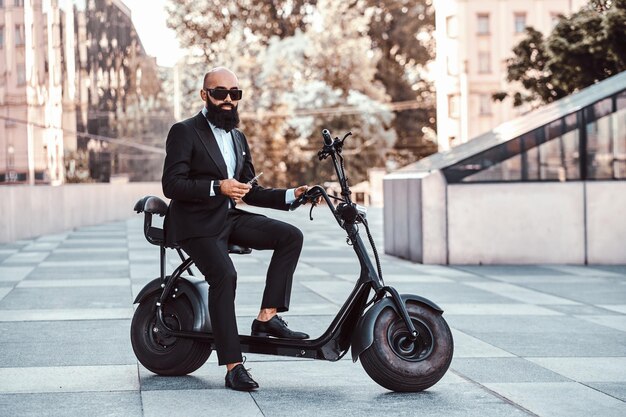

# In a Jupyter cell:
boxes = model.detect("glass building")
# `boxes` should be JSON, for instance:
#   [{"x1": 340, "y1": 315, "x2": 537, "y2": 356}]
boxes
[
  {"x1": 386, "y1": 70, "x2": 626, "y2": 265},
  {"x1": 402, "y1": 71, "x2": 626, "y2": 184}
]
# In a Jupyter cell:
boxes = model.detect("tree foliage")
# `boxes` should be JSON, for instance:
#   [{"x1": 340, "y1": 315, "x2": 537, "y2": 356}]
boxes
[
  {"x1": 496, "y1": 0, "x2": 626, "y2": 108},
  {"x1": 166, "y1": 0, "x2": 436, "y2": 185}
]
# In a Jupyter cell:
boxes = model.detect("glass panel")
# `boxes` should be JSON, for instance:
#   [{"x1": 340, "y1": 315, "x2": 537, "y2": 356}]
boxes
[
  {"x1": 586, "y1": 98, "x2": 614, "y2": 179},
  {"x1": 478, "y1": 52, "x2": 491, "y2": 73},
  {"x1": 612, "y1": 91, "x2": 626, "y2": 178},
  {"x1": 446, "y1": 16, "x2": 458, "y2": 38},
  {"x1": 514, "y1": 13, "x2": 526, "y2": 33},
  {"x1": 540, "y1": 118, "x2": 580, "y2": 181},
  {"x1": 477, "y1": 14, "x2": 489, "y2": 35},
  {"x1": 521, "y1": 130, "x2": 541, "y2": 180},
  {"x1": 460, "y1": 140, "x2": 522, "y2": 182}
]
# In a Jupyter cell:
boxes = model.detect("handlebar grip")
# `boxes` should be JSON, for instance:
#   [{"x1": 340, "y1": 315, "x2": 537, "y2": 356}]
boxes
[
  {"x1": 289, "y1": 194, "x2": 308, "y2": 211},
  {"x1": 322, "y1": 129, "x2": 333, "y2": 146}
]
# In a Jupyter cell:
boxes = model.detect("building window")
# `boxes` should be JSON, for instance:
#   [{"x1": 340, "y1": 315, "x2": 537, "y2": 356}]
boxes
[
  {"x1": 14, "y1": 0, "x2": 24, "y2": 6},
  {"x1": 448, "y1": 95, "x2": 460, "y2": 119},
  {"x1": 477, "y1": 13, "x2": 490, "y2": 35},
  {"x1": 478, "y1": 52, "x2": 491, "y2": 73},
  {"x1": 479, "y1": 94, "x2": 492, "y2": 115},
  {"x1": 16, "y1": 62, "x2": 26, "y2": 85},
  {"x1": 550, "y1": 12, "x2": 561, "y2": 29},
  {"x1": 14, "y1": 24, "x2": 24, "y2": 46},
  {"x1": 514, "y1": 13, "x2": 527, "y2": 33},
  {"x1": 0, "y1": 26, "x2": 4, "y2": 49},
  {"x1": 586, "y1": 97, "x2": 617, "y2": 179},
  {"x1": 447, "y1": 56, "x2": 458, "y2": 75},
  {"x1": 441, "y1": 90, "x2": 626, "y2": 183},
  {"x1": 446, "y1": 15, "x2": 458, "y2": 38}
]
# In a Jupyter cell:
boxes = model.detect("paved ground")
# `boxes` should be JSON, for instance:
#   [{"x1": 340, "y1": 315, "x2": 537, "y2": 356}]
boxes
[{"x1": 0, "y1": 204, "x2": 625, "y2": 417}]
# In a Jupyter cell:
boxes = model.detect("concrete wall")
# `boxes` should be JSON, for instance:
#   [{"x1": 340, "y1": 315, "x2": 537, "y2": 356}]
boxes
[
  {"x1": 0, "y1": 182, "x2": 164, "y2": 243},
  {"x1": 384, "y1": 173, "x2": 626, "y2": 264},
  {"x1": 447, "y1": 182, "x2": 585, "y2": 264},
  {"x1": 586, "y1": 182, "x2": 626, "y2": 264},
  {"x1": 383, "y1": 172, "x2": 447, "y2": 264}
]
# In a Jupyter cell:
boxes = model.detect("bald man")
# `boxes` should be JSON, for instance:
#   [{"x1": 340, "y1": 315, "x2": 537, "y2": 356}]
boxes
[{"x1": 162, "y1": 67, "x2": 310, "y2": 391}]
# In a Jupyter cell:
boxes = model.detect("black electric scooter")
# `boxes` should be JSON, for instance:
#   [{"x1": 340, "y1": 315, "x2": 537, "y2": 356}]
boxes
[{"x1": 130, "y1": 129, "x2": 453, "y2": 392}]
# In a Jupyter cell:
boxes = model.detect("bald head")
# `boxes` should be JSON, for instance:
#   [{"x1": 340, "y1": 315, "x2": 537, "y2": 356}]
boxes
[{"x1": 203, "y1": 67, "x2": 238, "y2": 89}]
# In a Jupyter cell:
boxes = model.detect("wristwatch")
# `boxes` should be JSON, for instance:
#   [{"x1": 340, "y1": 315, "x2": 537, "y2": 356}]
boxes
[{"x1": 213, "y1": 180, "x2": 222, "y2": 195}]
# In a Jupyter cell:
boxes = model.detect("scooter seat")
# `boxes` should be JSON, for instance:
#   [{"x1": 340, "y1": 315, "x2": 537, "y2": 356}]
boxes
[{"x1": 228, "y1": 244, "x2": 252, "y2": 255}]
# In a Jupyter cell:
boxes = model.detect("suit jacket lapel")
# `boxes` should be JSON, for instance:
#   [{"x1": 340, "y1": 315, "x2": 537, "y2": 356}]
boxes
[
  {"x1": 231, "y1": 130, "x2": 245, "y2": 179},
  {"x1": 193, "y1": 112, "x2": 228, "y2": 179}
]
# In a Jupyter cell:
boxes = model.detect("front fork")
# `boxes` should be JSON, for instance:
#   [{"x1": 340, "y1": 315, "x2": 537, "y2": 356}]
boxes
[
  {"x1": 382, "y1": 286, "x2": 419, "y2": 340},
  {"x1": 349, "y1": 225, "x2": 419, "y2": 341}
]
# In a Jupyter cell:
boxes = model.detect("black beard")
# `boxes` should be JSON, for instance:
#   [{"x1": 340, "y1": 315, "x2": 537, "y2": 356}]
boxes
[{"x1": 204, "y1": 99, "x2": 240, "y2": 132}]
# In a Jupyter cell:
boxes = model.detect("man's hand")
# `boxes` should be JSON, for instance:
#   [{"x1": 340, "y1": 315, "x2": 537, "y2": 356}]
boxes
[
  {"x1": 294, "y1": 185, "x2": 308, "y2": 198},
  {"x1": 294, "y1": 185, "x2": 322, "y2": 204},
  {"x1": 220, "y1": 179, "x2": 251, "y2": 202}
]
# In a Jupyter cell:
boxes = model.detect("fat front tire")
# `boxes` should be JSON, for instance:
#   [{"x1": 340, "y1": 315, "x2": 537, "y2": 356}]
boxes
[
  {"x1": 360, "y1": 301, "x2": 453, "y2": 392},
  {"x1": 130, "y1": 293, "x2": 211, "y2": 376}
]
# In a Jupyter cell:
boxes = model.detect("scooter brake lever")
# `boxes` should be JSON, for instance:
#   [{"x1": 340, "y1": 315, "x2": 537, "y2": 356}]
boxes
[{"x1": 308, "y1": 200, "x2": 316, "y2": 221}]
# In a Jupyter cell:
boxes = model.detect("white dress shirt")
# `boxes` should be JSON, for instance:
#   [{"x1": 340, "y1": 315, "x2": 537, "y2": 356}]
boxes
[{"x1": 202, "y1": 108, "x2": 295, "y2": 203}]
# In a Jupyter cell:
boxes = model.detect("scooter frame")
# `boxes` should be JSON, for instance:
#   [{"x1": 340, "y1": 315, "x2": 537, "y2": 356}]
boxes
[{"x1": 133, "y1": 129, "x2": 443, "y2": 363}]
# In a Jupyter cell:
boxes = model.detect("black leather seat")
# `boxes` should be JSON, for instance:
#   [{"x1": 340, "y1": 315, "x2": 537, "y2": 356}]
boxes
[{"x1": 133, "y1": 196, "x2": 252, "y2": 254}]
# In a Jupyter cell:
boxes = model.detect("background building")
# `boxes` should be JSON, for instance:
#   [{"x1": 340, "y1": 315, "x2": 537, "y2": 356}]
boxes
[
  {"x1": 434, "y1": 0, "x2": 587, "y2": 151},
  {"x1": 0, "y1": 0, "x2": 76, "y2": 185},
  {"x1": 0, "y1": 0, "x2": 172, "y2": 186},
  {"x1": 72, "y1": 0, "x2": 172, "y2": 182}
]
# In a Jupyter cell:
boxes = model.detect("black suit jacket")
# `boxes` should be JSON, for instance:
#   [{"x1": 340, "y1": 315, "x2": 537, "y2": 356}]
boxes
[{"x1": 162, "y1": 112, "x2": 289, "y2": 244}]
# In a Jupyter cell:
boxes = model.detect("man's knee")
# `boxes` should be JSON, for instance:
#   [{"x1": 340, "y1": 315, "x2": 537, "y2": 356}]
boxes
[
  {"x1": 282, "y1": 225, "x2": 303, "y2": 248},
  {"x1": 206, "y1": 268, "x2": 238, "y2": 293}
]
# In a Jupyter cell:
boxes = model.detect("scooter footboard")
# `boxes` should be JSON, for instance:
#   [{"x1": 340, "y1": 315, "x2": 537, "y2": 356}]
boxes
[
  {"x1": 133, "y1": 276, "x2": 211, "y2": 333},
  {"x1": 350, "y1": 294, "x2": 443, "y2": 362}
]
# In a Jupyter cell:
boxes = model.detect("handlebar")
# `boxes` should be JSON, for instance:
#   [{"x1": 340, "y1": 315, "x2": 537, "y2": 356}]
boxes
[{"x1": 290, "y1": 129, "x2": 366, "y2": 228}]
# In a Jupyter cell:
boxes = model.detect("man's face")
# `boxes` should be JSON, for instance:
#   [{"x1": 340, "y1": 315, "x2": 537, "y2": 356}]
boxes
[
  {"x1": 201, "y1": 69, "x2": 242, "y2": 132},
  {"x1": 201, "y1": 70, "x2": 241, "y2": 111}
]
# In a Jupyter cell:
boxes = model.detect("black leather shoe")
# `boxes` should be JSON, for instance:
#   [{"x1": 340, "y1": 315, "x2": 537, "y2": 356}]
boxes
[
  {"x1": 251, "y1": 315, "x2": 309, "y2": 339},
  {"x1": 225, "y1": 364, "x2": 259, "y2": 391}
]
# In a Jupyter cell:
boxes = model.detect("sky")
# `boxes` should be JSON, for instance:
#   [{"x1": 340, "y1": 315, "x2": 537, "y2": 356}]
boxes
[{"x1": 122, "y1": 0, "x2": 185, "y2": 67}]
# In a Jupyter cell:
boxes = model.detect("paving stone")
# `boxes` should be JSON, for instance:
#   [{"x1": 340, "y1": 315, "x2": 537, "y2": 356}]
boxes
[
  {"x1": 1, "y1": 208, "x2": 625, "y2": 417},
  {"x1": 576, "y1": 315, "x2": 626, "y2": 332},
  {"x1": 26, "y1": 265, "x2": 129, "y2": 280},
  {"x1": 0, "y1": 308, "x2": 132, "y2": 322},
  {"x1": 0, "y1": 365, "x2": 139, "y2": 393},
  {"x1": 451, "y1": 357, "x2": 570, "y2": 383},
  {"x1": 585, "y1": 382, "x2": 626, "y2": 401},
  {"x1": 545, "y1": 304, "x2": 623, "y2": 316},
  {"x1": 0, "y1": 286, "x2": 133, "y2": 309},
  {"x1": 0, "y1": 266, "x2": 35, "y2": 282},
  {"x1": 0, "y1": 392, "x2": 142, "y2": 417},
  {"x1": 0, "y1": 319, "x2": 136, "y2": 367},
  {"x1": 142, "y1": 389, "x2": 262, "y2": 417},
  {"x1": 485, "y1": 382, "x2": 626, "y2": 417},
  {"x1": 450, "y1": 329, "x2": 515, "y2": 358},
  {"x1": 528, "y1": 357, "x2": 626, "y2": 382},
  {"x1": 248, "y1": 360, "x2": 530, "y2": 417}
]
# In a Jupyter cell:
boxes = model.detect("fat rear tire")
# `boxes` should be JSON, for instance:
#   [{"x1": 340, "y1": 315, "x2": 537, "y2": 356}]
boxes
[
  {"x1": 131, "y1": 293, "x2": 211, "y2": 376},
  {"x1": 360, "y1": 301, "x2": 453, "y2": 392}
]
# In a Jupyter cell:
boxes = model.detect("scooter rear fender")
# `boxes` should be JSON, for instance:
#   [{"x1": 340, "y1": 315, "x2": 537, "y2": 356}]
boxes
[
  {"x1": 133, "y1": 276, "x2": 211, "y2": 333},
  {"x1": 350, "y1": 294, "x2": 443, "y2": 362}
]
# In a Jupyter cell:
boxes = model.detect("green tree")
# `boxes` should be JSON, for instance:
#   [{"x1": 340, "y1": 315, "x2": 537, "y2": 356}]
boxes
[
  {"x1": 496, "y1": 0, "x2": 626, "y2": 108},
  {"x1": 166, "y1": 0, "x2": 401, "y2": 186},
  {"x1": 364, "y1": 0, "x2": 437, "y2": 164}
]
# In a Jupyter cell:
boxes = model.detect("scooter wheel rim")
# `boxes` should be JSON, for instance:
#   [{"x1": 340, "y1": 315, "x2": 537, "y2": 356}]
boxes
[{"x1": 387, "y1": 318, "x2": 434, "y2": 362}]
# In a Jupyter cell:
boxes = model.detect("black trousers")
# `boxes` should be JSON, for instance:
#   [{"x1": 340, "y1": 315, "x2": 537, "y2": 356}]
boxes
[{"x1": 180, "y1": 209, "x2": 303, "y2": 365}]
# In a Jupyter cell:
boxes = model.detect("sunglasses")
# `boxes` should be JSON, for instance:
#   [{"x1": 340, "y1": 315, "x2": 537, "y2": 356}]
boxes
[{"x1": 204, "y1": 88, "x2": 243, "y2": 101}]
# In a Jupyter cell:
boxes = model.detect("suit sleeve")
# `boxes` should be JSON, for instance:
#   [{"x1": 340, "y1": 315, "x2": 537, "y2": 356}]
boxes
[
  {"x1": 238, "y1": 132, "x2": 289, "y2": 210},
  {"x1": 162, "y1": 122, "x2": 213, "y2": 201}
]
